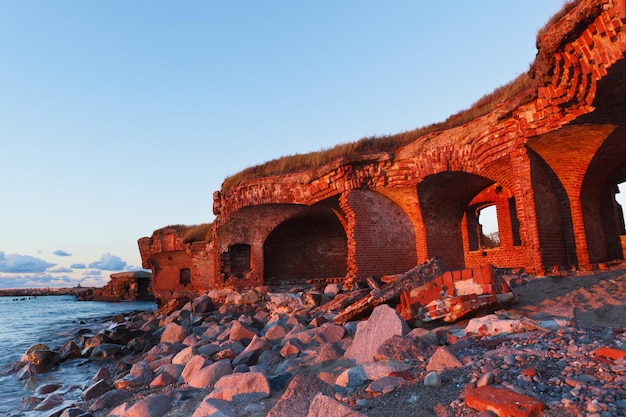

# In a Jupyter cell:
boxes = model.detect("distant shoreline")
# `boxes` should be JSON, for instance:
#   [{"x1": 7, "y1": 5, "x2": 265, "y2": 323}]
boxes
[{"x1": 0, "y1": 287, "x2": 94, "y2": 298}]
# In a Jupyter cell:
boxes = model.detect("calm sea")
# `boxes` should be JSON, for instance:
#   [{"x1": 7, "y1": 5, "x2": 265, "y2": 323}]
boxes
[{"x1": 0, "y1": 295, "x2": 155, "y2": 416}]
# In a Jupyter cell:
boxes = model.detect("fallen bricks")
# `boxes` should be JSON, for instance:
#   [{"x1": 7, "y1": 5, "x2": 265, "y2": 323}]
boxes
[{"x1": 325, "y1": 259, "x2": 516, "y2": 326}]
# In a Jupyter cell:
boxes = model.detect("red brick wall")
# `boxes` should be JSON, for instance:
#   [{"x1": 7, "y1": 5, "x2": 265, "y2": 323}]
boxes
[
  {"x1": 151, "y1": 250, "x2": 194, "y2": 301},
  {"x1": 341, "y1": 189, "x2": 417, "y2": 280}
]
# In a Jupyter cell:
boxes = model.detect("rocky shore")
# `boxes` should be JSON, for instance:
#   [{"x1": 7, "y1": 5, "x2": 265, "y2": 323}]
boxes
[{"x1": 7, "y1": 268, "x2": 626, "y2": 417}]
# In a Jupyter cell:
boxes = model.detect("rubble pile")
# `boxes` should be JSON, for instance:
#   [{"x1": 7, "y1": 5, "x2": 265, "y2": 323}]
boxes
[{"x1": 6, "y1": 263, "x2": 626, "y2": 417}]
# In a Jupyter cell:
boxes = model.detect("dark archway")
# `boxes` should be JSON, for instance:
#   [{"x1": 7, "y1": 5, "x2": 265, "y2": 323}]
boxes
[{"x1": 263, "y1": 210, "x2": 347, "y2": 284}]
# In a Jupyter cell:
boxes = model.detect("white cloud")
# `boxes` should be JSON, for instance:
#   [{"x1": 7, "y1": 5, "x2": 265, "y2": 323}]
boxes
[
  {"x1": 0, "y1": 273, "x2": 80, "y2": 289},
  {"x1": 49, "y1": 266, "x2": 73, "y2": 273},
  {"x1": 53, "y1": 249, "x2": 72, "y2": 257},
  {"x1": 0, "y1": 252, "x2": 55, "y2": 273},
  {"x1": 88, "y1": 253, "x2": 127, "y2": 271},
  {"x1": 71, "y1": 263, "x2": 87, "y2": 269}
]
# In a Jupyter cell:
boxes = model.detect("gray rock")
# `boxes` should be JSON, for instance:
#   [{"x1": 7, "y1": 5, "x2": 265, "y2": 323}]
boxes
[
  {"x1": 424, "y1": 371, "x2": 441, "y2": 388},
  {"x1": 335, "y1": 360, "x2": 411, "y2": 388},
  {"x1": 367, "y1": 376, "x2": 406, "y2": 394},
  {"x1": 90, "y1": 343, "x2": 123, "y2": 361}
]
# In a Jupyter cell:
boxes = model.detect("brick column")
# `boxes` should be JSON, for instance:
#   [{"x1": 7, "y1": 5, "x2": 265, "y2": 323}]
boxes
[{"x1": 510, "y1": 149, "x2": 545, "y2": 274}]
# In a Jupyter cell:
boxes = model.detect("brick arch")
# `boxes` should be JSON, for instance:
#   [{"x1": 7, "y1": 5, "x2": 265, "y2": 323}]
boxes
[
  {"x1": 417, "y1": 171, "x2": 494, "y2": 270},
  {"x1": 339, "y1": 188, "x2": 418, "y2": 284},
  {"x1": 526, "y1": 149, "x2": 577, "y2": 269},
  {"x1": 581, "y1": 125, "x2": 626, "y2": 263},
  {"x1": 263, "y1": 205, "x2": 347, "y2": 285}
]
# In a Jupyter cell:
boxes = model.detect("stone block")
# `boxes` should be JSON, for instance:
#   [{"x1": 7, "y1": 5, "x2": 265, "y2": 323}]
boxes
[{"x1": 465, "y1": 386, "x2": 546, "y2": 417}]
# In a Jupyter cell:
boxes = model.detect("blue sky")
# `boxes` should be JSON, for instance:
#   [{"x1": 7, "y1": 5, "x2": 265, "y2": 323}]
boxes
[{"x1": 1, "y1": 1, "x2": 591, "y2": 288}]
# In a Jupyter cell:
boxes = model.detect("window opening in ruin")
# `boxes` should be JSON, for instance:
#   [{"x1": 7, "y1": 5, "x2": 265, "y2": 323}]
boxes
[
  {"x1": 229, "y1": 243, "x2": 251, "y2": 279},
  {"x1": 478, "y1": 205, "x2": 500, "y2": 248},
  {"x1": 617, "y1": 182, "x2": 626, "y2": 235},
  {"x1": 179, "y1": 268, "x2": 191, "y2": 286}
]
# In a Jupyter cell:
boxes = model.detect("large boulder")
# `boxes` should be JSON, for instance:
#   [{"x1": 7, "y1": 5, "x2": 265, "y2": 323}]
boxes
[
  {"x1": 207, "y1": 372, "x2": 271, "y2": 403},
  {"x1": 426, "y1": 346, "x2": 463, "y2": 373},
  {"x1": 160, "y1": 323, "x2": 187, "y2": 344},
  {"x1": 121, "y1": 393, "x2": 172, "y2": 417},
  {"x1": 192, "y1": 398, "x2": 234, "y2": 417},
  {"x1": 268, "y1": 374, "x2": 335, "y2": 417},
  {"x1": 344, "y1": 304, "x2": 410, "y2": 364},
  {"x1": 335, "y1": 360, "x2": 411, "y2": 388},
  {"x1": 90, "y1": 343, "x2": 123, "y2": 361},
  {"x1": 307, "y1": 393, "x2": 367, "y2": 417},
  {"x1": 188, "y1": 360, "x2": 233, "y2": 389}
]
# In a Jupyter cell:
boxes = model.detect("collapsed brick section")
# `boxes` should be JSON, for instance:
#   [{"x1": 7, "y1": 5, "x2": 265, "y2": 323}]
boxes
[{"x1": 139, "y1": 0, "x2": 626, "y2": 304}]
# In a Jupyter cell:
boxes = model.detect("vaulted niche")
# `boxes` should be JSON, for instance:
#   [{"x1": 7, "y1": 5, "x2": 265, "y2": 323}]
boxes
[
  {"x1": 263, "y1": 210, "x2": 347, "y2": 284},
  {"x1": 580, "y1": 125, "x2": 626, "y2": 263}
]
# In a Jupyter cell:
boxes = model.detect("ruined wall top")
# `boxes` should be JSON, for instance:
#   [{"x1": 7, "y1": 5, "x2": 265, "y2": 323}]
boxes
[{"x1": 213, "y1": 0, "x2": 626, "y2": 225}]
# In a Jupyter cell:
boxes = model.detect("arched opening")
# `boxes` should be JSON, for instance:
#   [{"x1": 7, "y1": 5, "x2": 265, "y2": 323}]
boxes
[
  {"x1": 419, "y1": 172, "x2": 494, "y2": 270},
  {"x1": 263, "y1": 210, "x2": 347, "y2": 285}
]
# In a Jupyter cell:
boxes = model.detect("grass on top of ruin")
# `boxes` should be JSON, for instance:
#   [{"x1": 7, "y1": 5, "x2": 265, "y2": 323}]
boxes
[
  {"x1": 154, "y1": 223, "x2": 213, "y2": 244},
  {"x1": 221, "y1": 0, "x2": 582, "y2": 190}
]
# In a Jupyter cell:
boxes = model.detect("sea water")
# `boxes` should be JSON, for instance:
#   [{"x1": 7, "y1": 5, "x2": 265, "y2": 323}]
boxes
[{"x1": 0, "y1": 295, "x2": 155, "y2": 415}]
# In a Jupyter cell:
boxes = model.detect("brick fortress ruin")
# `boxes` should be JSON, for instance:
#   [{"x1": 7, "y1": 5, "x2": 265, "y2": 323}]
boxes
[{"x1": 139, "y1": 0, "x2": 626, "y2": 304}]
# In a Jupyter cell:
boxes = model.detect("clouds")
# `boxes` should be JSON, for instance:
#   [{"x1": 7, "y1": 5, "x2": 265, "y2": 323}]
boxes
[
  {"x1": 0, "y1": 273, "x2": 107, "y2": 289},
  {"x1": 88, "y1": 253, "x2": 127, "y2": 271},
  {"x1": 0, "y1": 250, "x2": 132, "y2": 288},
  {"x1": 0, "y1": 251, "x2": 55, "y2": 273}
]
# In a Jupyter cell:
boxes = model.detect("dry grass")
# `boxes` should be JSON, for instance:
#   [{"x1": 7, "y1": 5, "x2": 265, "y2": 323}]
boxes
[
  {"x1": 223, "y1": 71, "x2": 533, "y2": 189},
  {"x1": 536, "y1": 0, "x2": 579, "y2": 47},
  {"x1": 222, "y1": 1, "x2": 590, "y2": 190},
  {"x1": 153, "y1": 223, "x2": 213, "y2": 244}
]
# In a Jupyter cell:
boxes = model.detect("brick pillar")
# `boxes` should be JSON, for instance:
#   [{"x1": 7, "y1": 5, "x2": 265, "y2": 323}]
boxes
[
  {"x1": 339, "y1": 191, "x2": 358, "y2": 288},
  {"x1": 249, "y1": 243, "x2": 264, "y2": 287},
  {"x1": 511, "y1": 149, "x2": 545, "y2": 274}
]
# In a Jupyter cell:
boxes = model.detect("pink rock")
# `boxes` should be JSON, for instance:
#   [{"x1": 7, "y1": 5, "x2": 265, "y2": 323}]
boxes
[
  {"x1": 207, "y1": 372, "x2": 271, "y2": 403},
  {"x1": 229, "y1": 320, "x2": 259, "y2": 345},
  {"x1": 181, "y1": 355, "x2": 208, "y2": 383},
  {"x1": 160, "y1": 323, "x2": 187, "y2": 344},
  {"x1": 268, "y1": 374, "x2": 335, "y2": 417},
  {"x1": 345, "y1": 304, "x2": 410, "y2": 364},
  {"x1": 191, "y1": 397, "x2": 234, "y2": 417},
  {"x1": 426, "y1": 346, "x2": 463, "y2": 373},
  {"x1": 188, "y1": 360, "x2": 233, "y2": 389},
  {"x1": 307, "y1": 393, "x2": 367, "y2": 417},
  {"x1": 122, "y1": 394, "x2": 172, "y2": 417}
]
